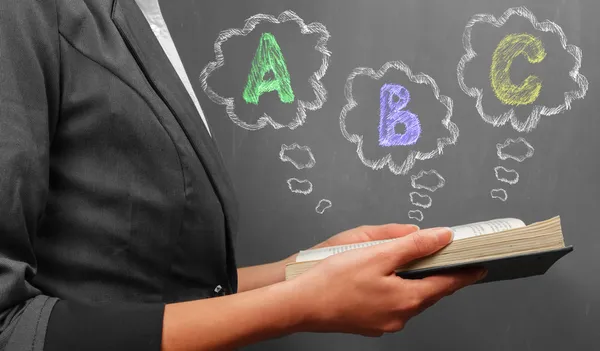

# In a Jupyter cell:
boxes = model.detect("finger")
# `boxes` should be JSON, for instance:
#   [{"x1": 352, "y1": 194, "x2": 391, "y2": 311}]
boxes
[
  {"x1": 410, "y1": 268, "x2": 487, "y2": 301},
  {"x1": 360, "y1": 223, "x2": 421, "y2": 241},
  {"x1": 317, "y1": 224, "x2": 420, "y2": 249},
  {"x1": 373, "y1": 227, "x2": 453, "y2": 272}
]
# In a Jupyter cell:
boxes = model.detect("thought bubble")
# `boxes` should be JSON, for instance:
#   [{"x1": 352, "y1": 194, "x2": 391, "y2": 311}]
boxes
[
  {"x1": 279, "y1": 143, "x2": 316, "y2": 169},
  {"x1": 408, "y1": 210, "x2": 424, "y2": 222},
  {"x1": 287, "y1": 178, "x2": 313, "y2": 195},
  {"x1": 457, "y1": 6, "x2": 588, "y2": 132},
  {"x1": 315, "y1": 199, "x2": 332, "y2": 214},
  {"x1": 497, "y1": 137, "x2": 534, "y2": 162},
  {"x1": 494, "y1": 166, "x2": 519, "y2": 185},
  {"x1": 491, "y1": 188, "x2": 508, "y2": 201},
  {"x1": 411, "y1": 169, "x2": 446, "y2": 192},
  {"x1": 340, "y1": 61, "x2": 458, "y2": 175},
  {"x1": 200, "y1": 10, "x2": 331, "y2": 130},
  {"x1": 409, "y1": 192, "x2": 432, "y2": 209}
]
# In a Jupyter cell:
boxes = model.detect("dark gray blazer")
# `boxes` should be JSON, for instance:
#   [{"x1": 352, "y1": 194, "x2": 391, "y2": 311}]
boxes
[{"x1": 0, "y1": 0, "x2": 239, "y2": 350}]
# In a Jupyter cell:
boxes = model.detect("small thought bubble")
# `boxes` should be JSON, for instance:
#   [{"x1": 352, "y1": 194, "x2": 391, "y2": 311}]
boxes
[
  {"x1": 287, "y1": 178, "x2": 313, "y2": 195},
  {"x1": 408, "y1": 210, "x2": 424, "y2": 222},
  {"x1": 411, "y1": 169, "x2": 446, "y2": 192},
  {"x1": 491, "y1": 188, "x2": 508, "y2": 201},
  {"x1": 494, "y1": 166, "x2": 519, "y2": 185},
  {"x1": 497, "y1": 137, "x2": 535, "y2": 162},
  {"x1": 315, "y1": 199, "x2": 332, "y2": 214},
  {"x1": 409, "y1": 192, "x2": 432, "y2": 209},
  {"x1": 279, "y1": 143, "x2": 316, "y2": 169}
]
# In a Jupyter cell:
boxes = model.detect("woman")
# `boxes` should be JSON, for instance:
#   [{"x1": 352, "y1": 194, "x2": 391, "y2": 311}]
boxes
[{"x1": 0, "y1": 0, "x2": 484, "y2": 350}]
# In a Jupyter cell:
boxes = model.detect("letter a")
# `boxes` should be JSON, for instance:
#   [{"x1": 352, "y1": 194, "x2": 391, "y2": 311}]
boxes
[
  {"x1": 490, "y1": 33, "x2": 546, "y2": 106},
  {"x1": 243, "y1": 32, "x2": 295, "y2": 105}
]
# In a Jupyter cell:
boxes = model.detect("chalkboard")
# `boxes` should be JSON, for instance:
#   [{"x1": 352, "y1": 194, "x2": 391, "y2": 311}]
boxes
[{"x1": 164, "y1": 0, "x2": 599, "y2": 349}]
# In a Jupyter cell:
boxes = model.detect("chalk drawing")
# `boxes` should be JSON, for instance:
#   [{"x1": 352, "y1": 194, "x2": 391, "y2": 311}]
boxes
[
  {"x1": 494, "y1": 166, "x2": 520, "y2": 185},
  {"x1": 408, "y1": 210, "x2": 424, "y2": 222},
  {"x1": 457, "y1": 6, "x2": 588, "y2": 132},
  {"x1": 287, "y1": 178, "x2": 313, "y2": 195},
  {"x1": 340, "y1": 61, "x2": 458, "y2": 175},
  {"x1": 411, "y1": 169, "x2": 446, "y2": 192},
  {"x1": 379, "y1": 84, "x2": 421, "y2": 146},
  {"x1": 497, "y1": 137, "x2": 535, "y2": 162},
  {"x1": 409, "y1": 192, "x2": 432, "y2": 209},
  {"x1": 491, "y1": 33, "x2": 546, "y2": 106},
  {"x1": 243, "y1": 32, "x2": 295, "y2": 105},
  {"x1": 491, "y1": 188, "x2": 508, "y2": 201},
  {"x1": 200, "y1": 10, "x2": 331, "y2": 130},
  {"x1": 316, "y1": 199, "x2": 332, "y2": 214},
  {"x1": 279, "y1": 143, "x2": 316, "y2": 169}
]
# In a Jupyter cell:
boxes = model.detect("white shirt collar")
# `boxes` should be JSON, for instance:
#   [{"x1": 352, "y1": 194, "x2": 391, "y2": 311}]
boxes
[{"x1": 134, "y1": 0, "x2": 212, "y2": 136}]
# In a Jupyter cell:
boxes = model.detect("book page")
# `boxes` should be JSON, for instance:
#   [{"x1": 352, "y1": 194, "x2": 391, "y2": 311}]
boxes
[
  {"x1": 295, "y1": 218, "x2": 526, "y2": 263},
  {"x1": 296, "y1": 238, "x2": 397, "y2": 262},
  {"x1": 450, "y1": 218, "x2": 525, "y2": 240}
]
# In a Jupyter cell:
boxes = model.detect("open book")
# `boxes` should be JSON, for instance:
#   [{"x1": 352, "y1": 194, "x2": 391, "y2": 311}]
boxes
[{"x1": 285, "y1": 216, "x2": 572, "y2": 283}]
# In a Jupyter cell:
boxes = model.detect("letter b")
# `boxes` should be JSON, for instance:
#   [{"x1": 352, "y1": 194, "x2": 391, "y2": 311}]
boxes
[{"x1": 379, "y1": 84, "x2": 421, "y2": 147}]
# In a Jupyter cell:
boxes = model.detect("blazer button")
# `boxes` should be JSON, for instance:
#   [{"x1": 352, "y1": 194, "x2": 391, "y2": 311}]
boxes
[{"x1": 213, "y1": 285, "x2": 225, "y2": 297}]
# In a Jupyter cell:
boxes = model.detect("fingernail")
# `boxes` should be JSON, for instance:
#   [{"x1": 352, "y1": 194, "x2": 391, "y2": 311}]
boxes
[
  {"x1": 411, "y1": 224, "x2": 420, "y2": 231},
  {"x1": 424, "y1": 227, "x2": 453, "y2": 245},
  {"x1": 446, "y1": 227, "x2": 454, "y2": 242}
]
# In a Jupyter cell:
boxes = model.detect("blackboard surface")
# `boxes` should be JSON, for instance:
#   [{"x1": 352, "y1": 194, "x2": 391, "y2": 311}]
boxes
[{"x1": 164, "y1": 0, "x2": 599, "y2": 349}]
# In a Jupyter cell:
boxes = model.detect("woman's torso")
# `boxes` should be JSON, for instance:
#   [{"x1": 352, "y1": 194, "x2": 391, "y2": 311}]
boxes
[{"x1": 32, "y1": 0, "x2": 239, "y2": 304}]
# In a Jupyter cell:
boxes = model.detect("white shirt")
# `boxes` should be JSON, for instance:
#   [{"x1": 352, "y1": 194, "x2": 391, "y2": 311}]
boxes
[{"x1": 135, "y1": 0, "x2": 212, "y2": 136}]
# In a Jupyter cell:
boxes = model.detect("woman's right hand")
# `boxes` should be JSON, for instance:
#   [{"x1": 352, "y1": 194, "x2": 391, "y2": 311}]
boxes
[
  {"x1": 290, "y1": 226, "x2": 486, "y2": 337},
  {"x1": 161, "y1": 226, "x2": 485, "y2": 351}
]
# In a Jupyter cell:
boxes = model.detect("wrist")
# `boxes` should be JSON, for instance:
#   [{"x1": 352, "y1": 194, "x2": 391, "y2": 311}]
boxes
[{"x1": 269, "y1": 278, "x2": 314, "y2": 334}]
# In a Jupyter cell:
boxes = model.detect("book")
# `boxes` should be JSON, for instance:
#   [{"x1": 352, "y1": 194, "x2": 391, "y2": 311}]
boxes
[{"x1": 285, "y1": 216, "x2": 573, "y2": 283}]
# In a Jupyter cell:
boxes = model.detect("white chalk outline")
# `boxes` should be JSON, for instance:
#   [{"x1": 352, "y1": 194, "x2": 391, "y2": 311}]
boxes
[
  {"x1": 286, "y1": 178, "x2": 313, "y2": 195},
  {"x1": 315, "y1": 199, "x2": 332, "y2": 214},
  {"x1": 340, "y1": 61, "x2": 458, "y2": 175},
  {"x1": 494, "y1": 166, "x2": 520, "y2": 185},
  {"x1": 496, "y1": 137, "x2": 534, "y2": 162},
  {"x1": 411, "y1": 169, "x2": 446, "y2": 192},
  {"x1": 200, "y1": 10, "x2": 331, "y2": 131},
  {"x1": 279, "y1": 143, "x2": 316, "y2": 169},
  {"x1": 457, "y1": 6, "x2": 589, "y2": 133},
  {"x1": 409, "y1": 192, "x2": 432, "y2": 209},
  {"x1": 491, "y1": 188, "x2": 508, "y2": 201},
  {"x1": 408, "y1": 210, "x2": 424, "y2": 222}
]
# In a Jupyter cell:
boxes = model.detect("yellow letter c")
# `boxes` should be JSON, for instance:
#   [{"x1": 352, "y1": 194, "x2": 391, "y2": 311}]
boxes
[{"x1": 490, "y1": 33, "x2": 546, "y2": 106}]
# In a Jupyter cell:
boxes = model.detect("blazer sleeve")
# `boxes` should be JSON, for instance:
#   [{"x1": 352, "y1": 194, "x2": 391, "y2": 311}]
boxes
[{"x1": 0, "y1": 1, "x2": 164, "y2": 350}]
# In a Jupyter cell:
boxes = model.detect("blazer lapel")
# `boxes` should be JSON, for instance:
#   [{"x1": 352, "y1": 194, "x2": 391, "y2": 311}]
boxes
[
  {"x1": 111, "y1": 0, "x2": 234, "y2": 197},
  {"x1": 111, "y1": 0, "x2": 238, "y2": 286}
]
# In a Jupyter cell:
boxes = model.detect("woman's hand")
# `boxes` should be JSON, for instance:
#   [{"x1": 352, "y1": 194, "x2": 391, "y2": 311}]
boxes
[
  {"x1": 238, "y1": 224, "x2": 420, "y2": 292},
  {"x1": 311, "y1": 223, "x2": 421, "y2": 249},
  {"x1": 162, "y1": 225, "x2": 485, "y2": 350},
  {"x1": 289, "y1": 226, "x2": 485, "y2": 336}
]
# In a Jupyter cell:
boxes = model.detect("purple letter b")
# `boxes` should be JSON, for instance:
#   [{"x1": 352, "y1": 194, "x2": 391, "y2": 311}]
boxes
[{"x1": 379, "y1": 84, "x2": 421, "y2": 147}]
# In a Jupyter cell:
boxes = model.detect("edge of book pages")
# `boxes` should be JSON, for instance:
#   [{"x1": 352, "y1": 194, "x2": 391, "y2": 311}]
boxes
[{"x1": 285, "y1": 216, "x2": 567, "y2": 280}]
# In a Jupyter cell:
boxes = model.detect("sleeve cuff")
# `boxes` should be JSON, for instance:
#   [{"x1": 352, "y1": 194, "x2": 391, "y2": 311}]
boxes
[{"x1": 44, "y1": 300, "x2": 164, "y2": 351}]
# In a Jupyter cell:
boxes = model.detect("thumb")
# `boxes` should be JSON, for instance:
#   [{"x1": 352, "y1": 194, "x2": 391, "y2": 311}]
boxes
[{"x1": 374, "y1": 227, "x2": 453, "y2": 273}]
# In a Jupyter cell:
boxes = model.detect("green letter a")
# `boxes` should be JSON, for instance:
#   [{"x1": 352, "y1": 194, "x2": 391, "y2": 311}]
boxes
[{"x1": 243, "y1": 32, "x2": 295, "y2": 105}]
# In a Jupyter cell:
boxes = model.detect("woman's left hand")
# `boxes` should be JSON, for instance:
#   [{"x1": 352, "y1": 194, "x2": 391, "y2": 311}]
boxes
[{"x1": 238, "y1": 223, "x2": 421, "y2": 292}]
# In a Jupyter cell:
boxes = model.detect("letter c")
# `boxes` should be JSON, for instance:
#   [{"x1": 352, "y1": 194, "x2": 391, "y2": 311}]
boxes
[{"x1": 490, "y1": 33, "x2": 546, "y2": 106}]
